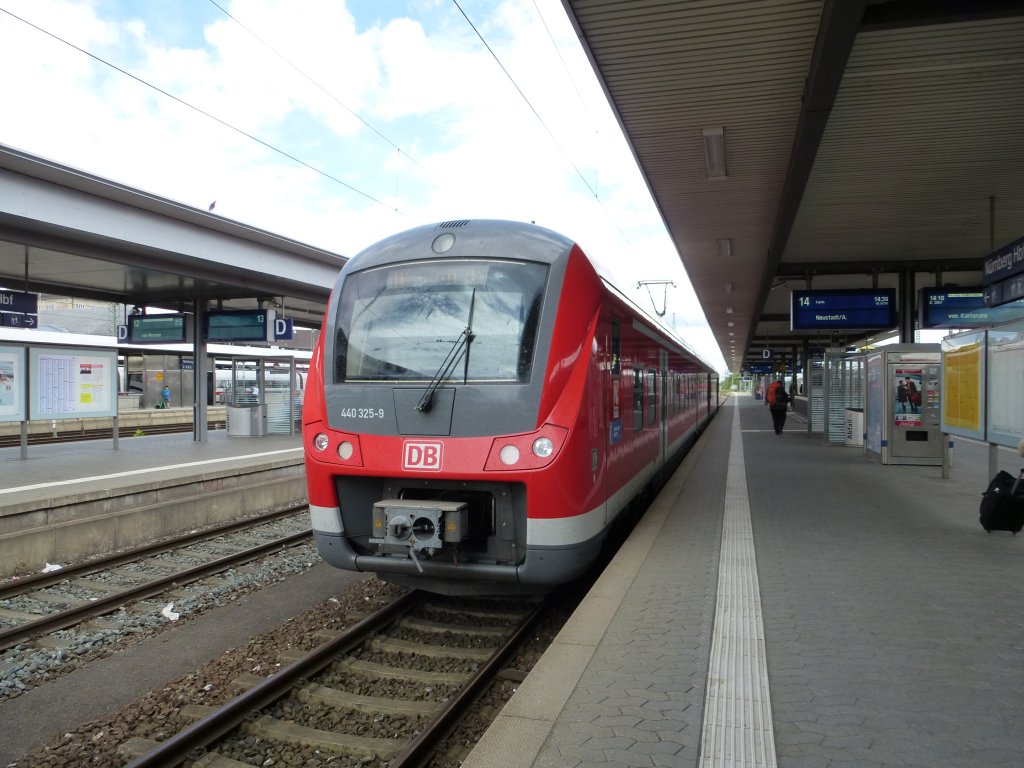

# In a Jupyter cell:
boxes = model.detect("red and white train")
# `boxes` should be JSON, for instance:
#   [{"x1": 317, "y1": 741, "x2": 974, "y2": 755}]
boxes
[{"x1": 302, "y1": 220, "x2": 718, "y2": 595}]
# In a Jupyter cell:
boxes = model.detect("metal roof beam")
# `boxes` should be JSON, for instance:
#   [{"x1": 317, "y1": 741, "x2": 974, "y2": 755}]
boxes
[
  {"x1": 775, "y1": 257, "x2": 981, "y2": 276},
  {"x1": 747, "y1": 1, "x2": 867, "y2": 356},
  {"x1": 861, "y1": 0, "x2": 1024, "y2": 31}
]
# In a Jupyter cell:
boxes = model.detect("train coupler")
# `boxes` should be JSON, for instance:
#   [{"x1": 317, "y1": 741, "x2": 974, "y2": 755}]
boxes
[{"x1": 370, "y1": 498, "x2": 469, "y2": 556}]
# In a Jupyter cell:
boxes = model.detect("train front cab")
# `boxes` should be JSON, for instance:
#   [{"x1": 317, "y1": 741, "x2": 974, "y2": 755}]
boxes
[{"x1": 302, "y1": 222, "x2": 718, "y2": 594}]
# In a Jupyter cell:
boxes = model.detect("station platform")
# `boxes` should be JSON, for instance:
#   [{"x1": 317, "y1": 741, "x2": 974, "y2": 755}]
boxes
[
  {"x1": 0, "y1": 431, "x2": 304, "y2": 579},
  {"x1": 465, "y1": 393, "x2": 1024, "y2": 768}
]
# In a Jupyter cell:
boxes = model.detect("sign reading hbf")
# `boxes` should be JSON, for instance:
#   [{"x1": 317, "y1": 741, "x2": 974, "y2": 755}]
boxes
[{"x1": 0, "y1": 290, "x2": 38, "y2": 315}]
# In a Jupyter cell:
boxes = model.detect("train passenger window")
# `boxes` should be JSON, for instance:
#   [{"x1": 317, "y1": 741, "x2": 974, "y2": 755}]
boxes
[
  {"x1": 646, "y1": 369, "x2": 656, "y2": 426},
  {"x1": 632, "y1": 369, "x2": 643, "y2": 431},
  {"x1": 334, "y1": 259, "x2": 548, "y2": 383},
  {"x1": 611, "y1": 319, "x2": 621, "y2": 375}
]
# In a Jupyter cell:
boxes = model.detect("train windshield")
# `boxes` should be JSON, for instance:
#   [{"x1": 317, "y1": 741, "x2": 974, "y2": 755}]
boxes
[{"x1": 335, "y1": 259, "x2": 547, "y2": 383}]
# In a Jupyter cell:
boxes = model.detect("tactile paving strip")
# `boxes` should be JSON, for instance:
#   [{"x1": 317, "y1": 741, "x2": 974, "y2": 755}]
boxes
[{"x1": 699, "y1": 401, "x2": 777, "y2": 767}]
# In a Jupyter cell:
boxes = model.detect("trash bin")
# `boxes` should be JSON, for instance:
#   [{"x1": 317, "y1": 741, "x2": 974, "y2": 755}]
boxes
[{"x1": 226, "y1": 404, "x2": 268, "y2": 437}]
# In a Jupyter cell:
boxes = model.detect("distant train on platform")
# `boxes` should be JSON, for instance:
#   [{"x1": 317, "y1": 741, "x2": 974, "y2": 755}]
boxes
[{"x1": 302, "y1": 219, "x2": 718, "y2": 595}]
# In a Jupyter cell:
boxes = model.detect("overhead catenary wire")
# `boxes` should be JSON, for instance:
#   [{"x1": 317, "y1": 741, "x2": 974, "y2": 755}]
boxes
[
  {"x1": 0, "y1": 5, "x2": 404, "y2": 215},
  {"x1": 7, "y1": 2, "x2": 635, "y2": 249},
  {"x1": 205, "y1": 0, "x2": 434, "y2": 181},
  {"x1": 451, "y1": 0, "x2": 629, "y2": 245}
]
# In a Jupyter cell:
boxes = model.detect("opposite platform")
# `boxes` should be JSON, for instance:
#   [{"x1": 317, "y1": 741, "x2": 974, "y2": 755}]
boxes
[
  {"x1": 465, "y1": 394, "x2": 1024, "y2": 768},
  {"x1": 0, "y1": 430, "x2": 303, "y2": 507},
  {"x1": 0, "y1": 431, "x2": 304, "y2": 577}
]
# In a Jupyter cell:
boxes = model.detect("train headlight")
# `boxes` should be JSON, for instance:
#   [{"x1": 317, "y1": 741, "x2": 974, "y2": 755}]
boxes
[
  {"x1": 532, "y1": 437, "x2": 554, "y2": 458},
  {"x1": 313, "y1": 433, "x2": 329, "y2": 452},
  {"x1": 337, "y1": 441, "x2": 354, "y2": 460},
  {"x1": 498, "y1": 445, "x2": 520, "y2": 465}
]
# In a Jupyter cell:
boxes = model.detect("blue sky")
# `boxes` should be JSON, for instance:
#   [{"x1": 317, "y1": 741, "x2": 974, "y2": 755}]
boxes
[{"x1": 0, "y1": 0, "x2": 727, "y2": 371}]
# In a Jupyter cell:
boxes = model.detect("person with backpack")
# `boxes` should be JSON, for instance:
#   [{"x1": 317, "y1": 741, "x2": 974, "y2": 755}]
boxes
[{"x1": 766, "y1": 379, "x2": 791, "y2": 435}]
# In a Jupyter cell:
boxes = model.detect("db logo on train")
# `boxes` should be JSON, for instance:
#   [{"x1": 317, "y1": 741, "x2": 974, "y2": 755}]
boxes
[{"x1": 403, "y1": 441, "x2": 443, "y2": 471}]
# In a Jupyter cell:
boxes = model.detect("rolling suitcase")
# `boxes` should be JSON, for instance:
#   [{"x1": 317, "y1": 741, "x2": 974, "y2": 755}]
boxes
[{"x1": 979, "y1": 469, "x2": 1024, "y2": 534}]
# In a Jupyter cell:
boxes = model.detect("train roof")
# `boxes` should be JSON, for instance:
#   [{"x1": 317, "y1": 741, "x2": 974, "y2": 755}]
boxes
[{"x1": 341, "y1": 219, "x2": 574, "y2": 275}]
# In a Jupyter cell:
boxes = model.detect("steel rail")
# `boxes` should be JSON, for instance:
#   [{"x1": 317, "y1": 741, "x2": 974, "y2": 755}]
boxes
[
  {"x1": 0, "y1": 529, "x2": 311, "y2": 651},
  {"x1": 388, "y1": 599, "x2": 546, "y2": 768},
  {"x1": 124, "y1": 590, "x2": 424, "y2": 768},
  {"x1": 0, "y1": 505, "x2": 308, "y2": 599}
]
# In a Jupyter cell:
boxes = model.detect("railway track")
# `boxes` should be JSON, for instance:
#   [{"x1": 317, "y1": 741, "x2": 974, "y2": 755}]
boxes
[
  {"x1": 0, "y1": 421, "x2": 227, "y2": 448},
  {"x1": 118, "y1": 589, "x2": 545, "y2": 768},
  {"x1": 0, "y1": 507, "x2": 311, "y2": 652}
]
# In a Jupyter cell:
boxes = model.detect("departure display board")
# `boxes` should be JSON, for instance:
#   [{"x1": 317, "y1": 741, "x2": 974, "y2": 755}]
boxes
[
  {"x1": 204, "y1": 310, "x2": 274, "y2": 342},
  {"x1": 921, "y1": 288, "x2": 1024, "y2": 328},
  {"x1": 127, "y1": 314, "x2": 189, "y2": 343},
  {"x1": 790, "y1": 289, "x2": 896, "y2": 331}
]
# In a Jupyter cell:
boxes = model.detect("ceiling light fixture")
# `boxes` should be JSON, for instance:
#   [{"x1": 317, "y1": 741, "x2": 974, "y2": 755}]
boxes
[
  {"x1": 718, "y1": 238, "x2": 732, "y2": 258},
  {"x1": 703, "y1": 127, "x2": 727, "y2": 178}
]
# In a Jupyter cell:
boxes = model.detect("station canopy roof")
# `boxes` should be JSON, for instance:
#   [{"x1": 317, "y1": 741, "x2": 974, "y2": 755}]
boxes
[
  {"x1": 561, "y1": 0, "x2": 1024, "y2": 372},
  {"x1": 0, "y1": 144, "x2": 344, "y2": 329}
]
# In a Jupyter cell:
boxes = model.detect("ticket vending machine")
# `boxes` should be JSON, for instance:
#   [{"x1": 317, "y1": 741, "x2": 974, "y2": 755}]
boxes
[{"x1": 864, "y1": 344, "x2": 942, "y2": 465}]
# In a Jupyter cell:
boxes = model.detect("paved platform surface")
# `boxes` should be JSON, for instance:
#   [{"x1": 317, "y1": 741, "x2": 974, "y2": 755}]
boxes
[
  {"x1": 465, "y1": 394, "x2": 1024, "y2": 768},
  {"x1": 0, "y1": 430, "x2": 303, "y2": 508}
]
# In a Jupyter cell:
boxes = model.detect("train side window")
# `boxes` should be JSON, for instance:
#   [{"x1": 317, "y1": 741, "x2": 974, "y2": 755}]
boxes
[
  {"x1": 611, "y1": 319, "x2": 621, "y2": 375},
  {"x1": 632, "y1": 369, "x2": 643, "y2": 431},
  {"x1": 646, "y1": 369, "x2": 656, "y2": 426}
]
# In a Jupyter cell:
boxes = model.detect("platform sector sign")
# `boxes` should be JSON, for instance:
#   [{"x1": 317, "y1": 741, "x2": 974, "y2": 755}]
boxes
[
  {"x1": 28, "y1": 347, "x2": 118, "y2": 420},
  {"x1": 791, "y1": 289, "x2": 897, "y2": 331},
  {"x1": 0, "y1": 345, "x2": 27, "y2": 422}
]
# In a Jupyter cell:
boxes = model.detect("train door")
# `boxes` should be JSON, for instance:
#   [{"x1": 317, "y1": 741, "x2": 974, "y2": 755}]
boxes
[{"x1": 659, "y1": 350, "x2": 668, "y2": 465}]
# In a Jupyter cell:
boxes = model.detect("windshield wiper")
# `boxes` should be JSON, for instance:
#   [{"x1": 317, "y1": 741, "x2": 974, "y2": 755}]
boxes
[{"x1": 416, "y1": 289, "x2": 476, "y2": 413}]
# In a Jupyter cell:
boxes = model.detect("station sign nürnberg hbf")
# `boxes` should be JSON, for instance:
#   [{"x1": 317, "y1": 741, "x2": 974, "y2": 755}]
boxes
[{"x1": 982, "y1": 235, "x2": 1024, "y2": 308}]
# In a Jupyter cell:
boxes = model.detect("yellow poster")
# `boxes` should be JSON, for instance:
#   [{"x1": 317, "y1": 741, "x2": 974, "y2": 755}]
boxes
[{"x1": 943, "y1": 342, "x2": 981, "y2": 431}]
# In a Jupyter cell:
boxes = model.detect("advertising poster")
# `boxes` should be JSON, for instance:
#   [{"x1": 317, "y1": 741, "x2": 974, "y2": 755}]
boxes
[
  {"x1": 0, "y1": 345, "x2": 27, "y2": 422},
  {"x1": 940, "y1": 331, "x2": 985, "y2": 439},
  {"x1": 894, "y1": 368, "x2": 924, "y2": 427},
  {"x1": 986, "y1": 321, "x2": 1024, "y2": 448},
  {"x1": 29, "y1": 347, "x2": 118, "y2": 420}
]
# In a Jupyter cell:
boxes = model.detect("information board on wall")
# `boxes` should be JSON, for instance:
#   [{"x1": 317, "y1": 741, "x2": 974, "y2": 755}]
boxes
[
  {"x1": 986, "y1": 321, "x2": 1024, "y2": 448},
  {"x1": 29, "y1": 347, "x2": 118, "y2": 420},
  {"x1": 940, "y1": 330, "x2": 985, "y2": 440},
  {"x1": 0, "y1": 345, "x2": 27, "y2": 423}
]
